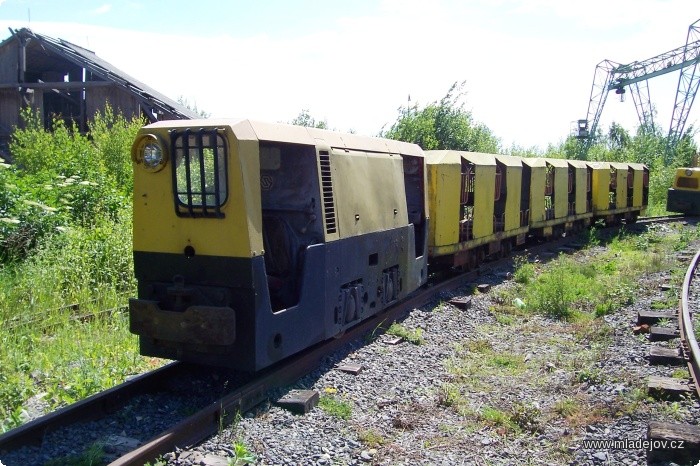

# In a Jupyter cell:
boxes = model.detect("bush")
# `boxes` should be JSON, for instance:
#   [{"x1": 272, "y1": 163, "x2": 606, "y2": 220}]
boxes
[{"x1": 2, "y1": 106, "x2": 142, "y2": 261}]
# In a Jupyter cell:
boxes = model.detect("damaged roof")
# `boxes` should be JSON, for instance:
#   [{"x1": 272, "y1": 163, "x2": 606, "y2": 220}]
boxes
[{"x1": 2, "y1": 27, "x2": 198, "y2": 121}]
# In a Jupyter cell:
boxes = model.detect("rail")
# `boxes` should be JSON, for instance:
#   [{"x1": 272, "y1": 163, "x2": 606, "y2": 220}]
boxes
[{"x1": 679, "y1": 248, "x2": 700, "y2": 396}]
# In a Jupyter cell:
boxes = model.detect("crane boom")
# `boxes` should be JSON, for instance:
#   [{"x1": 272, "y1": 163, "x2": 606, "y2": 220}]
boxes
[{"x1": 576, "y1": 19, "x2": 700, "y2": 158}]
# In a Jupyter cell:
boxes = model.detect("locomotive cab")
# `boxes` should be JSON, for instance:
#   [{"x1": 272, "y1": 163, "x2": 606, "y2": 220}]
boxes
[
  {"x1": 129, "y1": 119, "x2": 428, "y2": 370},
  {"x1": 667, "y1": 167, "x2": 700, "y2": 215}
]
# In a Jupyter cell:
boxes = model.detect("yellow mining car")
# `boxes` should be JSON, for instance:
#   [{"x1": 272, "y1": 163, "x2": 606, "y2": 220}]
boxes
[
  {"x1": 425, "y1": 150, "x2": 526, "y2": 268},
  {"x1": 589, "y1": 161, "x2": 647, "y2": 222}
]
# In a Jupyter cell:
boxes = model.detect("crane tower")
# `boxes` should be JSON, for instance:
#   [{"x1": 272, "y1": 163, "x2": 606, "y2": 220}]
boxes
[{"x1": 575, "y1": 18, "x2": 700, "y2": 157}]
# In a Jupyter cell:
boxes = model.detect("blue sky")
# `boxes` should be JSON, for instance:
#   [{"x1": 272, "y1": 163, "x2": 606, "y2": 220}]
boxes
[{"x1": 1, "y1": 0, "x2": 698, "y2": 149}]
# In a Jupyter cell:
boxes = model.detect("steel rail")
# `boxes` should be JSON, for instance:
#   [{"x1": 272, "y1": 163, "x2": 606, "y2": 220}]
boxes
[
  {"x1": 109, "y1": 267, "x2": 481, "y2": 465},
  {"x1": 679, "y1": 248, "x2": 700, "y2": 396},
  {"x1": 0, "y1": 216, "x2": 686, "y2": 463},
  {"x1": 0, "y1": 362, "x2": 184, "y2": 452}
]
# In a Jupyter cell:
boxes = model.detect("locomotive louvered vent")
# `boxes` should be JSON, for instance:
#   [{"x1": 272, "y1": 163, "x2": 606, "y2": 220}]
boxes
[{"x1": 319, "y1": 150, "x2": 337, "y2": 234}]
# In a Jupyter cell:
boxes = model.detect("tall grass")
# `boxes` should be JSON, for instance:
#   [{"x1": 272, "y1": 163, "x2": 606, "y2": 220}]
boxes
[
  {"x1": 0, "y1": 107, "x2": 157, "y2": 432},
  {"x1": 515, "y1": 226, "x2": 690, "y2": 320}
]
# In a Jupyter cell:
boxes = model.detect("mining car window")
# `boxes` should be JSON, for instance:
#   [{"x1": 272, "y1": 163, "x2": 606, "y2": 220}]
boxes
[{"x1": 171, "y1": 129, "x2": 228, "y2": 217}]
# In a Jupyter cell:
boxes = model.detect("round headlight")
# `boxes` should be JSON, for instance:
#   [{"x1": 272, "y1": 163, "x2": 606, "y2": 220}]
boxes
[
  {"x1": 143, "y1": 143, "x2": 164, "y2": 169},
  {"x1": 133, "y1": 134, "x2": 168, "y2": 172}
]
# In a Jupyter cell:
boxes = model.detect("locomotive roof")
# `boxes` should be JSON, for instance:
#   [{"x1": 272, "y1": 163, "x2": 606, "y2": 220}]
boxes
[{"x1": 143, "y1": 118, "x2": 424, "y2": 157}]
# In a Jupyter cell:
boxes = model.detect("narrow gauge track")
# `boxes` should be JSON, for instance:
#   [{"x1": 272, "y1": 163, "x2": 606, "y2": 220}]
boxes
[
  {"x1": 679, "y1": 247, "x2": 700, "y2": 396},
  {"x1": 0, "y1": 215, "x2": 689, "y2": 465}
]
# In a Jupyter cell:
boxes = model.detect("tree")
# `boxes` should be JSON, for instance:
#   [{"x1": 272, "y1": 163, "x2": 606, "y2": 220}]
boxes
[
  {"x1": 289, "y1": 109, "x2": 328, "y2": 129},
  {"x1": 380, "y1": 82, "x2": 500, "y2": 154},
  {"x1": 177, "y1": 96, "x2": 210, "y2": 118}
]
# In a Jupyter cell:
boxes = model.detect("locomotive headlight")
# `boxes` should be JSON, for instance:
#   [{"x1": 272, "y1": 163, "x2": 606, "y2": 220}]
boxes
[{"x1": 133, "y1": 134, "x2": 168, "y2": 172}]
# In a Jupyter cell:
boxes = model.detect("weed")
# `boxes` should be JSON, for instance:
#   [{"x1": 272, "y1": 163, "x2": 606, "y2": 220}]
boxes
[
  {"x1": 467, "y1": 339, "x2": 492, "y2": 353},
  {"x1": 357, "y1": 428, "x2": 387, "y2": 447},
  {"x1": 575, "y1": 368, "x2": 604, "y2": 385},
  {"x1": 437, "y1": 382, "x2": 461, "y2": 407},
  {"x1": 554, "y1": 398, "x2": 578, "y2": 418},
  {"x1": 656, "y1": 318, "x2": 672, "y2": 328},
  {"x1": 229, "y1": 439, "x2": 257, "y2": 465},
  {"x1": 513, "y1": 256, "x2": 536, "y2": 284},
  {"x1": 495, "y1": 313, "x2": 515, "y2": 325},
  {"x1": 319, "y1": 395, "x2": 352, "y2": 420},
  {"x1": 659, "y1": 401, "x2": 685, "y2": 421},
  {"x1": 594, "y1": 300, "x2": 616, "y2": 317},
  {"x1": 488, "y1": 353, "x2": 524, "y2": 370},
  {"x1": 584, "y1": 224, "x2": 602, "y2": 247},
  {"x1": 143, "y1": 458, "x2": 167, "y2": 466},
  {"x1": 44, "y1": 442, "x2": 104, "y2": 466},
  {"x1": 364, "y1": 320, "x2": 387, "y2": 344},
  {"x1": 511, "y1": 402, "x2": 542, "y2": 433},
  {"x1": 479, "y1": 406, "x2": 516, "y2": 431},
  {"x1": 386, "y1": 322, "x2": 424, "y2": 345}
]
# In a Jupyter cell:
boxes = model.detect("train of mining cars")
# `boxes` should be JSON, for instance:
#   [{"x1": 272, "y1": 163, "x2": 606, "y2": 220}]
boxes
[{"x1": 129, "y1": 119, "x2": 648, "y2": 371}]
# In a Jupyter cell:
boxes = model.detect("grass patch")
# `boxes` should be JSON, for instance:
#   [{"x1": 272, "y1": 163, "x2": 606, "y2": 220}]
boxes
[
  {"x1": 479, "y1": 406, "x2": 516, "y2": 431},
  {"x1": 386, "y1": 322, "x2": 425, "y2": 345},
  {"x1": 319, "y1": 394, "x2": 352, "y2": 420},
  {"x1": 357, "y1": 428, "x2": 387, "y2": 447},
  {"x1": 0, "y1": 212, "x2": 158, "y2": 432}
]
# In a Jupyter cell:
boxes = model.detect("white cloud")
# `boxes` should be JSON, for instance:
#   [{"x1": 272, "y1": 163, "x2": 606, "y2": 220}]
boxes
[
  {"x1": 1, "y1": 2, "x2": 698, "y2": 149},
  {"x1": 93, "y1": 4, "x2": 112, "y2": 15}
]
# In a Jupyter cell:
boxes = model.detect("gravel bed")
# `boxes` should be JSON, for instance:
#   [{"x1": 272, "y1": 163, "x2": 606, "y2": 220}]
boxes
[
  {"x1": 4, "y1": 223, "x2": 699, "y2": 466},
  {"x1": 0, "y1": 367, "x2": 248, "y2": 466},
  {"x1": 161, "y1": 224, "x2": 700, "y2": 466}
]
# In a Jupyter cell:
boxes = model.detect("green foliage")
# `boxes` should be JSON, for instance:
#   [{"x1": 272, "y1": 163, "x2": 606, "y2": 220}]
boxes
[
  {"x1": 290, "y1": 109, "x2": 328, "y2": 129},
  {"x1": 479, "y1": 406, "x2": 516, "y2": 431},
  {"x1": 513, "y1": 255, "x2": 535, "y2": 284},
  {"x1": 229, "y1": 439, "x2": 257, "y2": 465},
  {"x1": 526, "y1": 261, "x2": 575, "y2": 319},
  {"x1": 511, "y1": 402, "x2": 542, "y2": 433},
  {"x1": 0, "y1": 106, "x2": 155, "y2": 431},
  {"x1": 319, "y1": 394, "x2": 352, "y2": 420},
  {"x1": 2, "y1": 106, "x2": 142, "y2": 261},
  {"x1": 381, "y1": 81, "x2": 500, "y2": 153},
  {"x1": 177, "y1": 95, "x2": 210, "y2": 118},
  {"x1": 386, "y1": 322, "x2": 425, "y2": 345},
  {"x1": 540, "y1": 120, "x2": 698, "y2": 215}
]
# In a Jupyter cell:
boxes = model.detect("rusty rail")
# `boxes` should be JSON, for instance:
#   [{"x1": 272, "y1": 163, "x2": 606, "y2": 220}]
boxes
[
  {"x1": 0, "y1": 362, "x2": 183, "y2": 452},
  {"x1": 2, "y1": 220, "x2": 685, "y2": 464},
  {"x1": 680, "y1": 248, "x2": 700, "y2": 396},
  {"x1": 110, "y1": 267, "x2": 481, "y2": 465}
]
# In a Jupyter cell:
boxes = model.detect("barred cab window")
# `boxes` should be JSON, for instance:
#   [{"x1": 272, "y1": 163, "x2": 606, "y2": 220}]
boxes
[{"x1": 171, "y1": 129, "x2": 228, "y2": 218}]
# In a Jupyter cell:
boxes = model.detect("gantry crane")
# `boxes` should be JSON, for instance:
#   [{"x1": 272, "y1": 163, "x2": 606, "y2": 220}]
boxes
[{"x1": 575, "y1": 18, "x2": 700, "y2": 158}]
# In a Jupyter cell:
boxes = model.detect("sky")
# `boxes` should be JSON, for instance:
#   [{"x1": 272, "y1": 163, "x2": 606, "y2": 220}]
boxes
[{"x1": 0, "y1": 0, "x2": 699, "y2": 150}]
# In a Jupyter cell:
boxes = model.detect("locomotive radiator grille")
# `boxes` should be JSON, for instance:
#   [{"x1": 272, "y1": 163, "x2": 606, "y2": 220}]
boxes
[{"x1": 319, "y1": 151, "x2": 337, "y2": 234}]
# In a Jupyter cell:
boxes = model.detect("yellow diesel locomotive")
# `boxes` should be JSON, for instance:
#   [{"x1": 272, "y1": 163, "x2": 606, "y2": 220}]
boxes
[
  {"x1": 129, "y1": 119, "x2": 428, "y2": 370},
  {"x1": 130, "y1": 119, "x2": 648, "y2": 370},
  {"x1": 667, "y1": 167, "x2": 700, "y2": 215}
]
